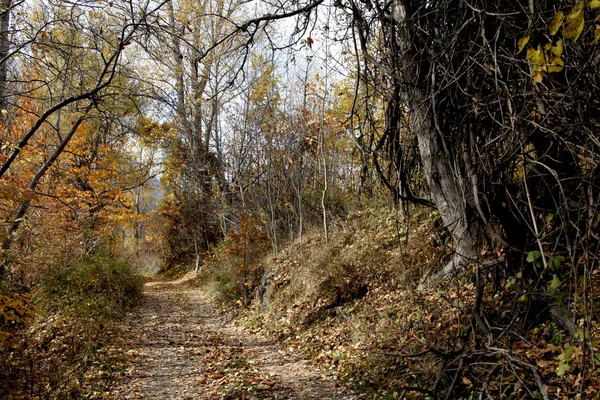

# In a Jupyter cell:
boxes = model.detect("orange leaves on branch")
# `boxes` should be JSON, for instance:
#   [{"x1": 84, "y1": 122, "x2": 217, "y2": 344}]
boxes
[
  {"x1": 0, "y1": 292, "x2": 36, "y2": 345},
  {"x1": 226, "y1": 213, "x2": 269, "y2": 259},
  {"x1": 1, "y1": 92, "x2": 146, "y2": 268}
]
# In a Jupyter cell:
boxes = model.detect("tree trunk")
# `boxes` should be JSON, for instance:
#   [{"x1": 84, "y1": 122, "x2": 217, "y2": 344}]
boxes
[
  {"x1": 0, "y1": 0, "x2": 11, "y2": 114},
  {"x1": 392, "y1": 0, "x2": 487, "y2": 284},
  {"x1": 167, "y1": 0, "x2": 190, "y2": 137},
  {"x1": 411, "y1": 88, "x2": 485, "y2": 282}
]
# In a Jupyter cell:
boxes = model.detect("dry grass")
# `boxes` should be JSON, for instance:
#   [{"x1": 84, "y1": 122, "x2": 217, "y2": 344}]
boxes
[
  {"x1": 227, "y1": 206, "x2": 600, "y2": 399},
  {"x1": 0, "y1": 253, "x2": 143, "y2": 399},
  {"x1": 229, "y1": 207, "x2": 470, "y2": 396},
  {"x1": 257, "y1": 207, "x2": 440, "y2": 319}
]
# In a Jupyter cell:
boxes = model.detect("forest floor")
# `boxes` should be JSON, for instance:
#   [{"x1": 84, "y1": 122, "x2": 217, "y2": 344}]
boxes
[{"x1": 108, "y1": 275, "x2": 359, "y2": 400}]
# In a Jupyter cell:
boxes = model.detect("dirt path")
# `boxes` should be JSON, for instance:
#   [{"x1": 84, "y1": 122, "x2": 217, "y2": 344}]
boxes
[{"x1": 109, "y1": 276, "x2": 359, "y2": 400}]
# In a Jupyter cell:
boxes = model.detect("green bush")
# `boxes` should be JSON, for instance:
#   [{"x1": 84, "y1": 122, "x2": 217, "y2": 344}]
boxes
[{"x1": 38, "y1": 252, "x2": 143, "y2": 317}]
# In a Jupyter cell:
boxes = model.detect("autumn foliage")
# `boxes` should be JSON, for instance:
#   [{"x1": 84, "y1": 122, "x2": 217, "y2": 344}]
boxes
[
  {"x1": 0, "y1": 0, "x2": 599, "y2": 398},
  {"x1": 197, "y1": 213, "x2": 270, "y2": 305},
  {"x1": 0, "y1": 5, "x2": 155, "y2": 396}
]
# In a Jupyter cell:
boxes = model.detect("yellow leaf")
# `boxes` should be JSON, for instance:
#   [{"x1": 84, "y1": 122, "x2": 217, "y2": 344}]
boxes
[
  {"x1": 546, "y1": 56, "x2": 565, "y2": 73},
  {"x1": 551, "y1": 39, "x2": 564, "y2": 57},
  {"x1": 592, "y1": 25, "x2": 600, "y2": 44},
  {"x1": 549, "y1": 11, "x2": 564, "y2": 36},
  {"x1": 561, "y1": 17, "x2": 584, "y2": 41},
  {"x1": 527, "y1": 44, "x2": 546, "y2": 71},
  {"x1": 518, "y1": 36, "x2": 530, "y2": 53},
  {"x1": 589, "y1": 0, "x2": 600, "y2": 9},
  {"x1": 562, "y1": 2, "x2": 585, "y2": 41},
  {"x1": 532, "y1": 71, "x2": 544, "y2": 82},
  {"x1": 572, "y1": 1, "x2": 585, "y2": 13},
  {"x1": 527, "y1": 44, "x2": 544, "y2": 63}
]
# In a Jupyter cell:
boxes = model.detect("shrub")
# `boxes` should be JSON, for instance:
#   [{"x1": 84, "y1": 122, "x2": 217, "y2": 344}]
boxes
[
  {"x1": 38, "y1": 252, "x2": 143, "y2": 316},
  {"x1": 197, "y1": 213, "x2": 270, "y2": 306},
  {"x1": 0, "y1": 252, "x2": 143, "y2": 399},
  {"x1": 0, "y1": 289, "x2": 36, "y2": 347}
]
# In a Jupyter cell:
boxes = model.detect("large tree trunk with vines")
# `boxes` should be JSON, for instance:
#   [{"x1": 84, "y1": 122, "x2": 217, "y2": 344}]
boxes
[
  {"x1": 392, "y1": 0, "x2": 488, "y2": 284},
  {"x1": 410, "y1": 88, "x2": 485, "y2": 282}
]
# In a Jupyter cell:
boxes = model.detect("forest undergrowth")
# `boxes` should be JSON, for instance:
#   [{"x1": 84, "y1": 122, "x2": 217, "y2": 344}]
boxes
[
  {"x1": 0, "y1": 252, "x2": 143, "y2": 399},
  {"x1": 197, "y1": 206, "x2": 600, "y2": 399}
]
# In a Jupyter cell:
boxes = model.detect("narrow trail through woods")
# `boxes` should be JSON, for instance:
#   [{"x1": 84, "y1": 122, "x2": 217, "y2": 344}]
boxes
[{"x1": 109, "y1": 276, "x2": 358, "y2": 399}]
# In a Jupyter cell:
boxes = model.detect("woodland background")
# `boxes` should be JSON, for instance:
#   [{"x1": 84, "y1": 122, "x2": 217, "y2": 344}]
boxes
[{"x1": 0, "y1": 0, "x2": 599, "y2": 398}]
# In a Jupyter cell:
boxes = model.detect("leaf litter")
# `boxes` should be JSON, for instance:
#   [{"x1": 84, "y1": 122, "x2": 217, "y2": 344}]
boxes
[{"x1": 108, "y1": 275, "x2": 359, "y2": 399}]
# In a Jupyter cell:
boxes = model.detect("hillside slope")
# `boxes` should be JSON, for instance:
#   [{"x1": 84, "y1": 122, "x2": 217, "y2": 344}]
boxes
[{"x1": 199, "y1": 207, "x2": 599, "y2": 399}]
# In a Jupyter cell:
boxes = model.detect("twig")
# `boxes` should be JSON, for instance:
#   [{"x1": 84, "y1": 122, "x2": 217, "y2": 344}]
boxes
[
  {"x1": 529, "y1": 365, "x2": 550, "y2": 400},
  {"x1": 522, "y1": 151, "x2": 548, "y2": 270},
  {"x1": 445, "y1": 357, "x2": 465, "y2": 400},
  {"x1": 373, "y1": 346, "x2": 462, "y2": 359},
  {"x1": 473, "y1": 265, "x2": 491, "y2": 338},
  {"x1": 432, "y1": 359, "x2": 448, "y2": 394},
  {"x1": 372, "y1": 349, "x2": 431, "y2": 358}
]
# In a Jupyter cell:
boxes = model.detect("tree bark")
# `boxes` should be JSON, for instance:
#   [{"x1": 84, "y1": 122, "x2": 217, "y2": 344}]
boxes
[
  {"x1": 391, "y1": 0, "x2": 487, "y2": 284},
  {"x1": 411, "y1": 87, "x2": 484, "y2": 281},
  {"x1": 0, "y1": 0, "x2": 11, "y2": 114}
]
